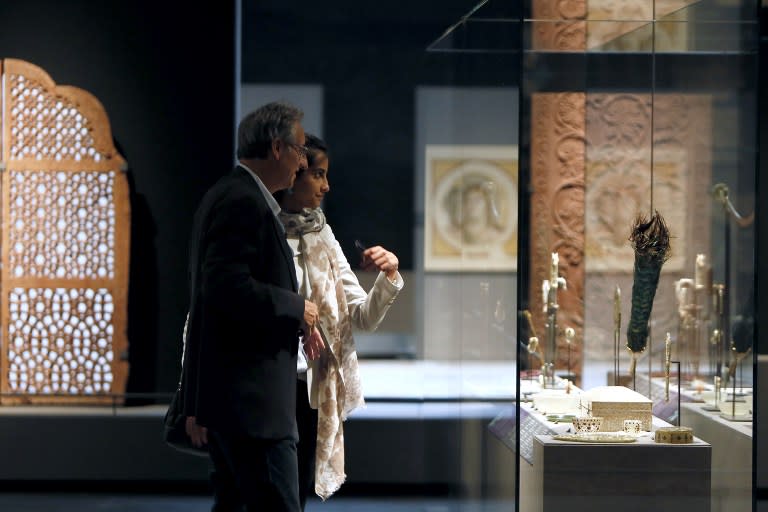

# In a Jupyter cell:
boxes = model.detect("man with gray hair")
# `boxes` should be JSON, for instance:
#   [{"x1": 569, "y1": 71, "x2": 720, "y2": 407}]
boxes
[{"x1": 182, "y1": 101, "x2": 324, "y2": 511}]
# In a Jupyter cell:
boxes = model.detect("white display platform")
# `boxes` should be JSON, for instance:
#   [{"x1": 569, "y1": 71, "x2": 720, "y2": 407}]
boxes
[{"x1": 358, "y1": 360, "x2": 516, "y2": 401}]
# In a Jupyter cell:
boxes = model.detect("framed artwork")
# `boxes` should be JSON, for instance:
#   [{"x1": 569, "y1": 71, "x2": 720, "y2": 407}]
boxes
[{"x1": 424, "y1": 145, "x2": 518, "y2": 272}]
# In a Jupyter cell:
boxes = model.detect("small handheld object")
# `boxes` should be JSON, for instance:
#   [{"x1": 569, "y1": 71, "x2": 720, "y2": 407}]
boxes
[{"x1": 354, "y1": 239, "x2": 368, "y2": 256}]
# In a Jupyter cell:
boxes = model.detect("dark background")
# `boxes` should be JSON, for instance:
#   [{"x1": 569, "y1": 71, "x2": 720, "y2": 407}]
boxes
[
  {"x1": 239, "y1": 0, "x2": 520, "y2": 272},
  {"x1": 0, "y1": 0, "x2": 763, "y2": 399}
]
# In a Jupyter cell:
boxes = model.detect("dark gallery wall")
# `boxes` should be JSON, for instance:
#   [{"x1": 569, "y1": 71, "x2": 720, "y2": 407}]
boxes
[
  {"x1": 240, "y1": 0, "x2": 520, "y2": 271},
  {"x1": 0, "y1": 1, "x2": 237, "y2": 394}
]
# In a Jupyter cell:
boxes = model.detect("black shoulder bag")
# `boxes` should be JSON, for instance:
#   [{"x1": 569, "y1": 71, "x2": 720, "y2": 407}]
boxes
[{"x1": 163, "y1": 313, "x2": 207, "y2": 456}]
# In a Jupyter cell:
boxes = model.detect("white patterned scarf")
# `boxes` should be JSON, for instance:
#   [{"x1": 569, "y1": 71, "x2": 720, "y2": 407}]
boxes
[{"x1": 279, "y1": 207, "x2": 364, "y2": 500}]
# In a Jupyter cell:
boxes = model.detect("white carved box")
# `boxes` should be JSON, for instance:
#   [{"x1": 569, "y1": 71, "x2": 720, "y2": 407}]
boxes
[{"x1": 584, "y1": 385, "x2": 653, "y2": 432}]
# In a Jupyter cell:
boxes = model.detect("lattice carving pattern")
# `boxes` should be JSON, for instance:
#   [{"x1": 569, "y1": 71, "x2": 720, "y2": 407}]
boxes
[
  {"x1": 8, "y1": 170, "x2": 116, "y2": 280},
  {"x1": 0, "y1": 58, "x2": 130, "y2": 404},
  {"x1": 7, "y1": 288, "x2": 115, "y2": 395},
  {"x1": 7, "y1": 74, "x2": 107, "y2": 162}
]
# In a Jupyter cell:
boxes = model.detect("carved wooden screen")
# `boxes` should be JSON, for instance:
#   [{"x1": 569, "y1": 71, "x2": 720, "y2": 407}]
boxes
[{"x1": 0, "y1": 59, "x2": 130, "y2": 404}]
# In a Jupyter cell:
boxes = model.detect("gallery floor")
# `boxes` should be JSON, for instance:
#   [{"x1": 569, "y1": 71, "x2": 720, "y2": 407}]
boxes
[{"x1": 0, "y1": 493, "x2": 515, "y2": 512}]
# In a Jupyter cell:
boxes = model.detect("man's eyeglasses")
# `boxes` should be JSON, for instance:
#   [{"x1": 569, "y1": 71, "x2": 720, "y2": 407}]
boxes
[{"x1": 286, "y1": 142, "x2": 309, "y2": 159}]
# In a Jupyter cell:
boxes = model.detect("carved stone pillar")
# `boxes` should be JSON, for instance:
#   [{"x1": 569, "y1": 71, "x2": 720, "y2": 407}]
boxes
[
  {"x1": 532, "y1": 0, "x2": 586, "y2": 52},
  {"x1": 530, "y1": 93, "x2": 587, "y2": 383},
  {"x1": 528, "y1": 2, "x2": 588, "y2": 384}
]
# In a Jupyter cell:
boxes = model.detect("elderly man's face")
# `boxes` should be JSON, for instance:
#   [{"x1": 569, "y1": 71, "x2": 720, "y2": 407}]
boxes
[{"x1": 279, "y1": 123, "x2": 307, "y2": 190}]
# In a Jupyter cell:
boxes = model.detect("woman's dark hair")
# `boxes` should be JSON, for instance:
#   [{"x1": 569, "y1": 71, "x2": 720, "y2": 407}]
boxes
[{"x1": 304, "y1": 133, "x2": 329, "y2": 167}]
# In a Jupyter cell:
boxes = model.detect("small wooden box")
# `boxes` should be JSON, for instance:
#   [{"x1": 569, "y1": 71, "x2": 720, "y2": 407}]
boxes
[
  {"x1": 654, "y1": 426, "x2": 694, "y2": 444},
  {"x1": 584, "y1": 386, "x2": 653, "y2": 432}
]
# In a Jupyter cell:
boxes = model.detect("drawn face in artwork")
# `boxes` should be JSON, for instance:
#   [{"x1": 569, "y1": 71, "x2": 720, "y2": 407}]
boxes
[
  {"x1": 461, "y1": 184, "x2": 492, "y2": 244},
  {"x1": 425, "y1": 146, "x2": 518, "y2": 271}
]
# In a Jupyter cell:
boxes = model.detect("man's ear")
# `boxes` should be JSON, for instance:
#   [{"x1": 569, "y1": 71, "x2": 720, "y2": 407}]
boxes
[{"x1": 270, "y1": 138, "x2": 282, "y2": 160}]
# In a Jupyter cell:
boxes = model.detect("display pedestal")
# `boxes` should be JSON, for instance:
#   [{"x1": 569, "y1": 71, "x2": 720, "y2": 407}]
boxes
[
  {"x1": 681, "y1": 402, "x2": 751, "y2": 512},
  {"x1": 522, "y1": 434, "x2": 711, "y2": 512}
]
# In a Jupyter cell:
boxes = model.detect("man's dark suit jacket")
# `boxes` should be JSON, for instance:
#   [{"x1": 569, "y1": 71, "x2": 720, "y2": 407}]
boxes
[{"x1": 182, "y1": 165, "x2": 304, "y2": 441}]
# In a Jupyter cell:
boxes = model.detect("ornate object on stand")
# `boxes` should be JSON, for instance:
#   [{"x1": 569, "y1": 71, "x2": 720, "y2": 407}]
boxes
[
  {"x1": 710, "y1": 284, "x2": 726, "y2": 382},
  {"x1": 523, "y1": 309, "x2": 543, "y2": 379},
  {"x1": 626, "y1": 210, "x2": 671, "y2": 386},
  {"x1": 564, "y1": 326, "x2": 575, "y2": 385},
  {"x1": 726, "y1": 346, "x2": 752, "y2": 389},
  {"x1": 665, "y1": 332, "x2": 672, "y2": 402},
  {"x1": 0, "y1": 59, "x2": 130, "y2": 404},
  {"x1": 542, "y1": 252, "x2": 567, "y2": 388},
  {"x1": 613, "y1": 285, "x2": 621, "y2": 385},
  {"x1": 694, "y1": 255, "x2": 714, "y2": 377},
  {"x1": 674, "y1": 254, "x2": 714, "y2": 382},
  {"x1": 712, "y1": 182, "x2": 754, "y2": 388},
  {"x1": 712, "y1": 182, "x2": 754, "y2": 229}
]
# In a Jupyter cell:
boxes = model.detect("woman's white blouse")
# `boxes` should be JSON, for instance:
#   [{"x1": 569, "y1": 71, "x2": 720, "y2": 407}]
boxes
[{"x1": 288, "y1": 224, "x2": 403, "y2": 375}]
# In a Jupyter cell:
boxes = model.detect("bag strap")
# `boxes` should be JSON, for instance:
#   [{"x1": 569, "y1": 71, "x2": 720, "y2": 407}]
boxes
[{"x1": 177, "y1": 312, "x2": 190, "y2": 389}]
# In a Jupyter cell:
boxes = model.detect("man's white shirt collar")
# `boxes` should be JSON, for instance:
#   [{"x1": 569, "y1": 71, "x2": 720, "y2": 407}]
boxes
[{"x1": 238, "y1": 162, "x2": 281, "y2": 217}]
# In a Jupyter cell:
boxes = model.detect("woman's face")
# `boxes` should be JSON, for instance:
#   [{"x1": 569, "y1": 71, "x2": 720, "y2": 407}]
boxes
[{"x1": 286, "y1": 151, "x2": 330, "y2": 211}]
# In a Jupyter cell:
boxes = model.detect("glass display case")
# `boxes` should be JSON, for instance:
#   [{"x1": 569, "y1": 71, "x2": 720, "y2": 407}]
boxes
[
  {"x1": 237, "y1": 0, "x2": 759, "y2": 509},
  {"x1": 430, "y1": 0, "x2": 758, "y2": 510}
]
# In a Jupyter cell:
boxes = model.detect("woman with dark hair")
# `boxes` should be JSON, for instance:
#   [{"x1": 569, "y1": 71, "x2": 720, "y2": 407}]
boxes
[{"x1": 276, "y1": 134, "x2": 404, "y2": 508}]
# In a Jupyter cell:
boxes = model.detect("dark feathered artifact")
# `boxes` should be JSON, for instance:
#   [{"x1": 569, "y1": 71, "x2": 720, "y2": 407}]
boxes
[{"x1": 626, "y1": 210, "x2": 671, "y2": 380}]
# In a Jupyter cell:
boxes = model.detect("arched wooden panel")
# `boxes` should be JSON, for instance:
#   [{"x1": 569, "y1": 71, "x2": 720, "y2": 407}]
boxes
[{"x1": 0, "y1": 58, "x2": 130, "y2": 404}]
